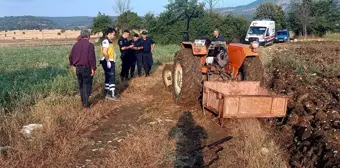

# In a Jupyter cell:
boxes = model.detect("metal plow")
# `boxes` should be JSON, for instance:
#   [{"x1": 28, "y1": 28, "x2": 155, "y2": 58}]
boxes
[{"x1": 203, "y1": 81, "x2": 288, "y2": 126}]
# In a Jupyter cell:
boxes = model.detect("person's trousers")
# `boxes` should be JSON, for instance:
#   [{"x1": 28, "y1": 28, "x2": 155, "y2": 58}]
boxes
[
  {"x1": 135, "y1": 53, "x2": 143, "y2": 76},
  {"x1": 143, "y1": 53, "x2": 153, "y2": 76},
  {"x1": 101, "y1": 60, "x2": 116, "y2": 94},
  {"x1": 129, "y1": 54, "x2": 137, "y2": 77},
  {"x1": 120, "y1": 55, "x2": 130, "y2": 79},
  {"x1": 76, "y1": 66, "x2": 93, "y2": 108}
]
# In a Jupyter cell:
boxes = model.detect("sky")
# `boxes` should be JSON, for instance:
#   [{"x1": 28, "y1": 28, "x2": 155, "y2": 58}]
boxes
[{"x1": 0, "y1": 0, "x2": 255, "y2": 17}]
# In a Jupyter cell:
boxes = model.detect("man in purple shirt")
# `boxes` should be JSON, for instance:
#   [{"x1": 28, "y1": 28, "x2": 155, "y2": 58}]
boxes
[{"x1": 69, "y1": 30, "x2": 96, "y2": 108}]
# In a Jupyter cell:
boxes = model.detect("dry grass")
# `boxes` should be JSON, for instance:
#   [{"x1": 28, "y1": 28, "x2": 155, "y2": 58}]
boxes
[
  {"x1": 210, "y1": 119, "x2": 287, "y2": 168},
  {"x1": 102, "y1": 125, "x2": 176, "y2": 168},
  {"x1": 0, "y1": 92, "x2": 119, "y2": 167},
  {"x1": 0, "y1": 29, "x2": 101, "y2": 40}
]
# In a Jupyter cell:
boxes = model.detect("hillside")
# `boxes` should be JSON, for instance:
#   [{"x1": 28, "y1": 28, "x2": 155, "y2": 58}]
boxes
[
  {"x1": 215, "y1": 0, "x2": 290, "y2": 19},
  {"x1": 0, "y1": 16, "x2": 60, "y2": 31},
  {"x1": 43, "y1": 16, "x2": 117, "y2": 29},
  {"x1": 0, "y1": 16, "x2": 117, "y2": 31}
]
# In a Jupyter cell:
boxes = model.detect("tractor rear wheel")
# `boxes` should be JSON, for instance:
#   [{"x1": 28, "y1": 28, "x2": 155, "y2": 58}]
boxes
[
  {"x1": 172, "y1": 48, "x2": 202, "y2": 105},
  {"x1": 239, "y1": 56, "x2": 264, "y2": 81},
  {"x1": 162, "y1": 64, "x2": 173, "y2": 92}
]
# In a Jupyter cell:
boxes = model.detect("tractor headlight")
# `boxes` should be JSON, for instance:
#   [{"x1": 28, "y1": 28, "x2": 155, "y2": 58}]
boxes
[
  {"x1": 194, "y1": 39, "x2": 206, "y2": 46},
  {"x1": 251, "y1": 41, "x2": 259, "y2": 49}
]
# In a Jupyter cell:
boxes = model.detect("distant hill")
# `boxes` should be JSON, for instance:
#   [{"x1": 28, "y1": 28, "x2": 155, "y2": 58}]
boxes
[
  {"x1": 0, "y1": 16, "x2": 61, "y2": 30},
  {"x1": 0, "y1": 16, "x2": 117, "y2": 31},
  {"x1": 43, "y1": 16, "x2": 117, "y2": 29},
  {"x1": 215, "y1": 0, "x2": 290, "y2": 20}
]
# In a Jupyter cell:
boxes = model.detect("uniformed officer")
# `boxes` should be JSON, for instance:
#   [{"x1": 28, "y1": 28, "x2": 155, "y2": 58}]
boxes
[
  {"x1": 131, "y1": 33, "x2": 144, "y2": 77},
  {"x1": 118, "y1": 30, "x2": 133, "y2": 82},
  {"x1": 141, "y1": 31, "x2": 156, "y2": 77},
  {"x1": 100, "y1": 28, "x2": 120, "y2": 101}
]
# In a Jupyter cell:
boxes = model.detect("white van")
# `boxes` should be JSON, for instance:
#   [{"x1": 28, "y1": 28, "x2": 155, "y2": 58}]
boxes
[{"x1": 245, "y1": 19, "x2": 275, "y2": 46}]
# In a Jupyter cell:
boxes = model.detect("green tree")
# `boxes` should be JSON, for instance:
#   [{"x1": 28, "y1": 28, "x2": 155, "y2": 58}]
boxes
[
  {"x1": 310, "y1": 0, "x2": 340, "y2": 36},
  {"x1": 254, "y1": 2, "x2": 286, "y2": 29},
  {"x1": 288, "y1": 0, "x2": 339, "y2": 37},
  {"x1": 143, "y1": 12, "x2": 157, "y2": 32},
  {"x1": 166, "y1": 0, "x2": 205, "y2": 33},
  {"x1": 91, "y1": 12, "x2": 113, "y2": 37},
  {"x1": 116, "y1": 11, "x2": 142, "y2": 31}
]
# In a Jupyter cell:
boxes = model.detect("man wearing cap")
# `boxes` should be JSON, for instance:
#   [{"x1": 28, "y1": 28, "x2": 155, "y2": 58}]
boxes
[
  {"x1": 131, "y1": 33, "x2": 144, "y2": 77},
  {"x1": 100, "y1": 28, "x2": 120, "y2": 101},
  {"x1": 118, "y1": 30, "x2": 133, "y2": 82},
  {"x1": 141, "y1": 31, "x2": 156, "y2": 77},
  {"x1": 69, "y1": 30, "x2": 96, "y2": 108}
]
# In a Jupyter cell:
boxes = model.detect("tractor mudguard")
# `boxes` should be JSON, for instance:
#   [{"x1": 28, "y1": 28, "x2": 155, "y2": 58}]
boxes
[{"x1": 227, "y1": 43, "x2": 259, "y2": 77}]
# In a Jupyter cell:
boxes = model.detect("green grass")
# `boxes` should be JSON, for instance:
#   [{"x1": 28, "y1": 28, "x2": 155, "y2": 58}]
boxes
[
  {"x1": 0, "y1": 44, "x2": 178, "y2": 112},
  {"x1": 324, "y1": 33, "x2": 340, "y2": 40}
]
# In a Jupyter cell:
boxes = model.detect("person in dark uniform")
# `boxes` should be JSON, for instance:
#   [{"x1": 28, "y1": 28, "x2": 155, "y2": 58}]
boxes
[
  {"x1": 128, "y1": 34, "x2": 138, "y2": 78},
  {"x1": 118, "y1": 30, "x2": 133, "y2": 82},
  {"x1": 69, "y1": 30, "x2": 96, "y2": 108},
  {"x1": 141, "y1": 31, "x2": 156, "y2": 77},
  {"x1": 131, "y1": 33, "x2": 144, "y2": 77}
]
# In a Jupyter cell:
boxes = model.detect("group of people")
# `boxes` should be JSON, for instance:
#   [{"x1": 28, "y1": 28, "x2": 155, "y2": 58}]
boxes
[
  {"x1": 69, "y1": 28, "x2": 156, "y2": 108},
  {"x1": 118, "y1": 30, "x2": 156, "y2": 82}
]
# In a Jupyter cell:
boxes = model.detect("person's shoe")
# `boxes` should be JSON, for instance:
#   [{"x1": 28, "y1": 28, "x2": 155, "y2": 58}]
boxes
[{"x1": 106, "y1": 94, "x2": 120, "y2": 101}]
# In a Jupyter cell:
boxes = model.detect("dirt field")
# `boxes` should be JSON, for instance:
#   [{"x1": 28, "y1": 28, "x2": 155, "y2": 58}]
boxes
[
  {"x1": 1, "y1": 40, "x2": 340, "y2": 168},
  {"x1": 263, "y1": 42, "x2": 340, "y2": 168},
  {"x1": 0, "y1": 29, "x2": 101, "y2": 41}
]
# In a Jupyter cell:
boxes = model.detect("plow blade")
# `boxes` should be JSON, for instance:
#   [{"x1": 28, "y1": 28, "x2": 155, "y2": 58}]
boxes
[{"x1": 203, "y1": 81, "x2": 288, "y2": 119}]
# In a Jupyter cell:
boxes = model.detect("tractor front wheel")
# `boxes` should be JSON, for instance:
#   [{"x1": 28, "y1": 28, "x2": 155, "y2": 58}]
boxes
[
  {"x1": 172, "y1": 48, "x2": 202, "y2": 105},
  {"x1": 162, "y1": 64, "x2": 173, "y2": 92}
]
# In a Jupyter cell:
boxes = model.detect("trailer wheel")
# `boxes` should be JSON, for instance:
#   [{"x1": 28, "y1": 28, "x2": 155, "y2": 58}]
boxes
[
  {"x1": 239, "y1": 56, "x2": 264, "y2": 82},
  {"x1": 172, "y1": 48, "x2": 202, "y2": 105},
  {"x1": 162, "y1": 64, "x2": 173, "y2": 92}
]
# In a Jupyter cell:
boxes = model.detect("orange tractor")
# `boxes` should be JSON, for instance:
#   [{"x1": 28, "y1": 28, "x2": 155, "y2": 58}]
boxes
[{"x1": 162, "y1": 38, "x2": 288, "y2": 123}]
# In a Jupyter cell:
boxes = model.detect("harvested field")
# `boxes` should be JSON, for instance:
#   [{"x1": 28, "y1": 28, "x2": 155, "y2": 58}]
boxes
[
  {"x1": 264, "y1": 42, "x2": 340, "y2": 167},
  {"x1": 0, "y1": 29, "x2": 101, "y2": 41}
]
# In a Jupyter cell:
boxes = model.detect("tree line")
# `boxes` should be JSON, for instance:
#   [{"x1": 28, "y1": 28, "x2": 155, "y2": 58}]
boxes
[
  {"x1": 255, "y1": 0, "x2": 340, "y2": 38},
  {"x1": 92, "y1": 0, "x2": 340, "y2": 44}
]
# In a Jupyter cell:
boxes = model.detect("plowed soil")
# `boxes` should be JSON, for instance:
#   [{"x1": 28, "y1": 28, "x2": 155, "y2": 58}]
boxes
[{"x1": 264, "y1": 42, "x2": 340, "y2": 168}]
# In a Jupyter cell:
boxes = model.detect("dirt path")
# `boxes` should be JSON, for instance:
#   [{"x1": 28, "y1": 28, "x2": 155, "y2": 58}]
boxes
[{"x1": 74, "y1": 64, "x2": 286, "y2": 168}]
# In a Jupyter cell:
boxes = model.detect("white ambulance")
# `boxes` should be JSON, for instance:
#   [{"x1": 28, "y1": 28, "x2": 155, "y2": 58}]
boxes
[{"x1": 245, "y1": 19, "x2": 275, "y2": 46}]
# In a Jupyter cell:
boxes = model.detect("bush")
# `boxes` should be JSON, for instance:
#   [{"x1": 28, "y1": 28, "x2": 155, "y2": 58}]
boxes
[
  {"x1": 22, "y1": 32, "x2": 25, "y2": 34},
  {"x1": 5, "y1": 30, "x2": 8, "y2": 32},
  {"x1": 14, "y1": 32, "x2": 16, "y2": 35},
  {"x1": 57, "y1": 32, "x2": 61, "y2": 35},
  {"x1": 12, "y1": 37, "x2": 16, "y2": 40},
  {"x1": 61, "y1": 29, "x2": 66, "y2": 33}
]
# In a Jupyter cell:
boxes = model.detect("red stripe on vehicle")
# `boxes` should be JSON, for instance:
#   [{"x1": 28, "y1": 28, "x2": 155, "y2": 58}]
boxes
[{"x1": 264, "y1": 35, "x2": 275, "y2": 40}]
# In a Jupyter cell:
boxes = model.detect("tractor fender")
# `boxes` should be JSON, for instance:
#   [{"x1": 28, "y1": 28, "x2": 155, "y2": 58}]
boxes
[{"x1": 227, "y1": 43, "x2": 259, "y2": 77}]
